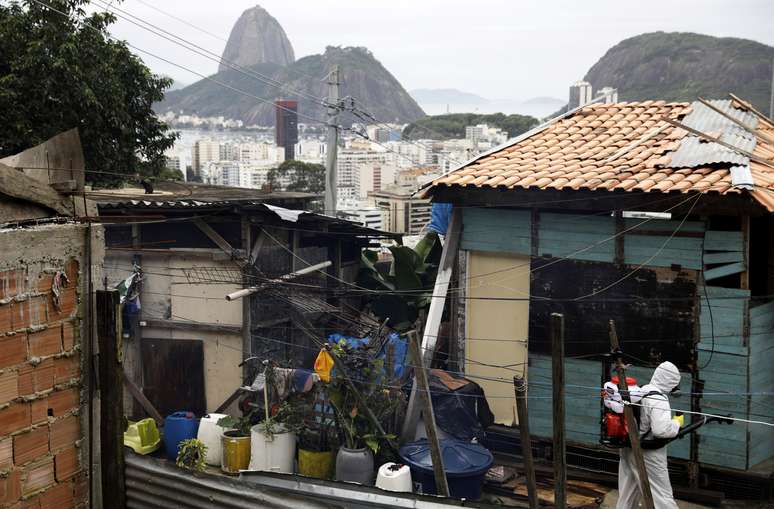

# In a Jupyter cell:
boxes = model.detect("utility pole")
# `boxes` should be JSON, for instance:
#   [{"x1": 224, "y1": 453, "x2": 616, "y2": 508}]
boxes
[{"x1": 325, "y1": 65, "x2": 340, "y2": 215}]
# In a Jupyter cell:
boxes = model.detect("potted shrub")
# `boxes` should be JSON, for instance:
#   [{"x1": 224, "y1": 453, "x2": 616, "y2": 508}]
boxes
[
  {"x1": 329, "y1": 342, "x2": 399, "y2": 485},
  {"x1": 296, "y1": 393, "x2": 337, "y2": 480},
  {"x1": 176, "y1": 438, "x2": 207, "y2": 472},
  {"x1": 217, "y1": 414, "x2": 253, "y2": 474},
  {"x1": 249, "y1": 401, "x2": 300, "y2": 474}
]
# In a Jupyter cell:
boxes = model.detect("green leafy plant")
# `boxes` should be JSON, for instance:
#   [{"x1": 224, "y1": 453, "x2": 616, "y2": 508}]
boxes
[
  {"x1": 217, "y1": 414, "x2": 253, "y2": 437},
  {"x1": 357, "y1": 232, "x2": 443, "y2": 331},
  {"x1": 328, "y1": 342, "x2": 399, "y2": 454},
  {"x1": 176, "y1": 439, "x2": 207, "y2": 472},
  {"x1": 256, "y1": 401, "x2": 302, "y2": 440}
]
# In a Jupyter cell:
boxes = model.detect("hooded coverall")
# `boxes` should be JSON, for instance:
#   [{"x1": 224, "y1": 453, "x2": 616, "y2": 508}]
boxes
[{"x1": 616, "y1": 361, "x2": 681, "y2": 509}]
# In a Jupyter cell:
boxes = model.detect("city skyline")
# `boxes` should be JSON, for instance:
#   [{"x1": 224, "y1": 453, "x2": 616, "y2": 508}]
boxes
[{"x1": 104, "y1": 0, "x2": 774, "y2": 102}]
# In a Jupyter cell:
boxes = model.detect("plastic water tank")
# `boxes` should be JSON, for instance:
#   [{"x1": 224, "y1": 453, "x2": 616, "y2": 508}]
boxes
[
  {"x1": 248, "y1": 424, "x2": 296, "y2": 473},
  {"x1": 399, "y1": 439, "x2": 493, "y2": 500},
  {"x1": 375, "y1": 462, "x2": 412, "y2": 492},
  {"x1": 163, "y1": 411, "x2": 199, "y2": 461},
  {"x1": 197, "y1": 413, "x2": 228, "y2": 466}
]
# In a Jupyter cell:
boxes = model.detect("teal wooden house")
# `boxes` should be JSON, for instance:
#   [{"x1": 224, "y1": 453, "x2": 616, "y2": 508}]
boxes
[{"x1": 420, "y1": 97, "x2": 774, "y2": 491}]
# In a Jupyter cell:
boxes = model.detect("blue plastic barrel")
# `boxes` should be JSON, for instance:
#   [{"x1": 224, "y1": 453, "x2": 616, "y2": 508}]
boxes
[
  {"x1": 163, "y1": 411, "x2": 199, "y2": 460},
  {"x1": 399, "y1": 439, "x2": 493, "y2": 499}
]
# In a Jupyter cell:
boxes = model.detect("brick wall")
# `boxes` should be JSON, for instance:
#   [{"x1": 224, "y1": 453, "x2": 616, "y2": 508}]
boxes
[{"x1": 0, "y1": 258, "x2": 88, "y2": 508}]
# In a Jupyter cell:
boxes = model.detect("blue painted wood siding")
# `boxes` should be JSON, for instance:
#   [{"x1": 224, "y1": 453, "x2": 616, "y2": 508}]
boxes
[
  {"x1": 749, "y1": 301, "x2": 774, "y2": 467},
  {"x1": 526, "y1": 355, "x2": 691, "y2": 460},
  {"x1": 461, "y1": 208, "x2": 706, "y2": 269}
]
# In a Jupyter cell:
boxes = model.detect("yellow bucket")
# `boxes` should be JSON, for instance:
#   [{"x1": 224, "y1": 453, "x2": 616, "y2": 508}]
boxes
[
  {"x1": 221, "y1": 431, "x2": 251, "y2": 474},
  {"x1": 298, "y1": 449, "x2": 335, "y2": 480}
]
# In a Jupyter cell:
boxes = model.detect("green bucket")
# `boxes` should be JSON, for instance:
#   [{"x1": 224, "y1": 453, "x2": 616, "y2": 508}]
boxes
[{"x1": 298, "y1": 449, "x2": 335, "y2": 480}]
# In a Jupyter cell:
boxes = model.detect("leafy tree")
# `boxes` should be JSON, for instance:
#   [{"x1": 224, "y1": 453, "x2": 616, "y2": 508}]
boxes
[
  {"x1": 403, "y1": 112, "x2": 538, "y2": 140},
  {"x1": 267, "y1": 160, "x2": 325, "y2": 194},
  {"x1": 0, "y1": 0, "x2": 178, "y2": 188}
]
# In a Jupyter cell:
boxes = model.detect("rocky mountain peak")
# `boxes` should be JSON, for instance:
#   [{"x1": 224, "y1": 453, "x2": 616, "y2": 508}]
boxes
[{"x1": 219, "y1": 5, "x2": 295, "y2": 72}]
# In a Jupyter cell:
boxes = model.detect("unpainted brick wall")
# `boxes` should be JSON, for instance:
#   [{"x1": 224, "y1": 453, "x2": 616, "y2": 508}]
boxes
[{"x1": 0, "y1": 257, "x2": 88, "y2": 508}]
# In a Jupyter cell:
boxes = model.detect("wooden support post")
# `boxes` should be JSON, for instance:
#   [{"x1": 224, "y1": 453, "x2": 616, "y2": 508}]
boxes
[
  {"x1": 513, "y1": 376, "x2": 538, "y2": 509},
  {"x1": 241, "y1": 218, "x2": 252, "y2": 384},
  {"x1": 741, "y1": 215, "x2": 750, "y2": 290},
  {"x1": 409, "y1": 331, "x2": 450, "y2": 498},
  {"x1": 96, "y1": 289, "x2": 126, "y2": 509},
  {"x1": 401, "y1": 209, "x2": 462, "y2": 441},
  {"x1": 614, "y1": 210, "x2": 625, "y2": 265},
  {"x1": 609, "y1": 320, "x2": 655, "y2": 509},
  {"x1": 124, "y1": 223, "x2": 142, "y2": 418},
  {"x1": 123, "y1": 371, "x2": 163, "y2": 426},
  {"x1": 551, "y1": 313, "x2": 566, "y2": 509}
]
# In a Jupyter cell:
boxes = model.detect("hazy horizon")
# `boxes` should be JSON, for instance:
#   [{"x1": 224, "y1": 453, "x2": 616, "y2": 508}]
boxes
[{"x1": 104, "y1": 0, "x2": 774, "y2": 103}]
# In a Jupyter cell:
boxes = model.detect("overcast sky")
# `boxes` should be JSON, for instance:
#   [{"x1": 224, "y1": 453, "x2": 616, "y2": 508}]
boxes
[{"x1": 106, "y1": 0, "x2": 774, "y2": 102}]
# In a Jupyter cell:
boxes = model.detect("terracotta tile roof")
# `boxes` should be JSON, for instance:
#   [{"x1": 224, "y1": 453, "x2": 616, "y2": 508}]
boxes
[{"x1": 428, "y1": 99, "x2": 774, "y2": 211}]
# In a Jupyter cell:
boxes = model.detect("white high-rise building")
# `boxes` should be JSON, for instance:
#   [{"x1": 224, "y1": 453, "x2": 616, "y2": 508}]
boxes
[
  {"x1": 569, "y1": 81, "x2": 593, "y2": 109},
  {"x1": 192, "y1": 139, "x2": 221, "y2": 177}
]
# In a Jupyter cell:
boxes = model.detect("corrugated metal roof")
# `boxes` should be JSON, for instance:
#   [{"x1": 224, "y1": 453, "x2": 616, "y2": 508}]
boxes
[{"x1": 667, "y1": 100, "x2": 758, "y2": 169}]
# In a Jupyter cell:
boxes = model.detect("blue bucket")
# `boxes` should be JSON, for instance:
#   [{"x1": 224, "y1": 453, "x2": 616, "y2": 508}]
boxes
[{"x1": 163, "y1": 411, "x2": 199, "y2": 460}]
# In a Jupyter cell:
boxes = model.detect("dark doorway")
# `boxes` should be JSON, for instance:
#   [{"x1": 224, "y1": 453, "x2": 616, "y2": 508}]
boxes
[{"x1": 142, "y1": 338, "x2": 206, "y2": 417}]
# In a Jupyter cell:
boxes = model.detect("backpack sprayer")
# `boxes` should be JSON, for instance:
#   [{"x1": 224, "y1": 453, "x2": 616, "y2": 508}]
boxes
[{"x1": 600, "y1": 376, "x2": 733, "y2": 450}]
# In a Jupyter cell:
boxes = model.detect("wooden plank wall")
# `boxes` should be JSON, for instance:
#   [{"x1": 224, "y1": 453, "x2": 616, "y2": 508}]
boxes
[
  {"x1": 461, "y1": 208, "x2": 706, "y2": 270},
  {"x1": 748, "y1": 301, "x2": 774, "y2": 467},
  {"x1": 526, "y1": 355, "x2": 691, "y2": 459}
]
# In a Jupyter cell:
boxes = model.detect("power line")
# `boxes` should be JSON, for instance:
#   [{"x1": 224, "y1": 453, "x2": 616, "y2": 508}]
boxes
[
  {"x1": 93, "y1": 0, "x2": 328, "y2": 107},
  {"x1": 28, "y1": 0, "x2": 327, "y2": 125}
]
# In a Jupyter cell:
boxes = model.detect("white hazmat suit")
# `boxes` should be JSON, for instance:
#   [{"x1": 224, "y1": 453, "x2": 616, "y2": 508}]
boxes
[{"x1": 617, "y1": 361, "x2": 681, "y2": 509}]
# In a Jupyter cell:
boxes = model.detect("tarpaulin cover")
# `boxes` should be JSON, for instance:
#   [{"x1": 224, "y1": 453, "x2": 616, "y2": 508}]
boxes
[
  {"x1": 405, "y1": 369, "x2": 494, "y2": 442},
  {"x1": 327, "y1": 332, "x2": 409, "y2": 380},
  {"x1": 428, "y1": 203, "x2": 453, "y2": 235}
]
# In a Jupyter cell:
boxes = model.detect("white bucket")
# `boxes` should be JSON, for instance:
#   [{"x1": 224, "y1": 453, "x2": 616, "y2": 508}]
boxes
[
  {"x1": 197, "y1": 413, "x2": 228, "y2": 466},
  {"x1": 375, "y1": 462, "x2": 412, "y2": 493},
  {"x1": 248, "y1": 424, "x2": 296, "y2": 473}
]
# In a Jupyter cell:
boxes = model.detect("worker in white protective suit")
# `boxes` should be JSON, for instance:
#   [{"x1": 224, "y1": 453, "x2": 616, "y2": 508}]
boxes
[{"x1": 617, "y1": 361, "x2": 684, "y2": 509}]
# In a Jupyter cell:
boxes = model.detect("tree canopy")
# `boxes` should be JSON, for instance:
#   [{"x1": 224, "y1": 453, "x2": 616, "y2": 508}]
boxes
[
  {"x1": 267, "y1": 160, "x2": 325, "y2": 194},
  {"x1": 0, "y1": 0, "x2": 178, "y2": 187},
  {"x1": 403, "y1": 112, "x2": 538, "y2": 140}
]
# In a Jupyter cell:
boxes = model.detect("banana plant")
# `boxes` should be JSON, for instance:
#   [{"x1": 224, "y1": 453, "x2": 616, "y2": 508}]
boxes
[{"x1": 357, "y1": 232, "x2": 443, "y2": 331}]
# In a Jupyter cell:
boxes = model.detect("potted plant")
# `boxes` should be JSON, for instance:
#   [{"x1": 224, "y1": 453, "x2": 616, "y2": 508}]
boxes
[
  {"x1": 329, "y1": 342, "x2": 399, "y2": 485},
  {"x1": 296, "y1": 392, "x2": 338, "y2": 480},
  {"x1": 249, "y1": 401, "x2": 300, "y2": 474},
  {"x1": 176, "y1": 438, "x2": 207, "y2": 472},
  {"x1": 217, "y1": 414, "x2": 253, "y2": 474}
]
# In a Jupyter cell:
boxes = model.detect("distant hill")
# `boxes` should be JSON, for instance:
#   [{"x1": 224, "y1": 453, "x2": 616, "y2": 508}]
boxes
[
  {"x1": 157, "y1": 46, "x2": 424, "y2": 126},
  {"x1": 410, "y1": 88, "x2": 488, "y2": 105},
  {"x1": 585, "y1": 32, "x2": 774, "y2": 111},
  {"x1": 403, "y1": 112, "x2": 538, "y2": 141},
  {"x1": 156, "y1": 5, "x2": 423, "y2": 126}
]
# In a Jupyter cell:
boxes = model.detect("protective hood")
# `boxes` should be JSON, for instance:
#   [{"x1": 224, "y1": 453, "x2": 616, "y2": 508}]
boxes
[{"x1": 649, "y1": 361, "x2": 681, "y2": 393}]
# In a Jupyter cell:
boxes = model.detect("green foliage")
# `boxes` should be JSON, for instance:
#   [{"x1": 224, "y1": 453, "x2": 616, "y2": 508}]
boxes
[
  {"x1": 584, "y1": 32, "x2": 774, "y2": 113},
  {"x1": 357, "y1": 232, "x2": 443, "y2": 331},
  {"x1": 267, "y1": 160, "x2": 325, "y2": 194},
  {"x1": 0, "y1": 0, "x2": 178, "y2": 187},
  {"x1": 404, "y1": 112, "x2": 538, "y2": 140},
  {"x1": 328, "y1": 342, "x2": 399, "y2": 453},
  {"x1": 217, "y1": 414, "x2": 252, "y2": 437},
  {"x1": 256, "y1": 401, "x2": 303, "y2": 439},
  {"x1": 176, "y1": 439, "x2": 207, "y2": 472}
]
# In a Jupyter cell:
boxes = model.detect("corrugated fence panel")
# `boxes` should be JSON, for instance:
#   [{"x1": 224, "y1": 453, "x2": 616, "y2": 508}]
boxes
[
  {"x1": 461, "y1": 208, "x2": 531, "y2": 255},
  {"x1": 538, "y1": 213, "x2": 615, "y2": 263}
]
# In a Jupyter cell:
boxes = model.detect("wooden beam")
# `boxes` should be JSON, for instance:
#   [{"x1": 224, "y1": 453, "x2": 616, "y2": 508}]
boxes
[
  {"x1": 141, "y1": 318, "x2": 241, "y2": 335},
  {"x1": 514, "y1": 376, "x2": 539, "y2": 509},
  {"x1": 401, "y1": 208, "x2": 462, "y2": 442},
  {"x1": 551, "y1": 313, "x2": 567, "y2": 509},
  {"x1": 96, "y1": 290, "x2": 126, "y2": 509},
  {"x1": 729, "y1": 93, "x2": 774, "y2": 127},
  {"x1": 249, "y1": 229, "x2": 268, "y2": 264},
  {"x1": 408, "y1": 331, "x2": 450, "y2": 497},
  {"x1": 698, "y1": 98, "x2": 774, "y2": 145},
  {"x1": 741, "y1": 215, "x2": 750, "y2": 290},
  {"x1": 193, "y1": 218, "x2": 242, "y2": 264},
  {"x1": 123, "y1": 372, "x2": 163, "y2": 426},
  {"x1": 0, "y1": 163, "x2": 73, "y2": 216},
  {"x1": 609, "y1": 320, "x2": 655, "y2": 509}
]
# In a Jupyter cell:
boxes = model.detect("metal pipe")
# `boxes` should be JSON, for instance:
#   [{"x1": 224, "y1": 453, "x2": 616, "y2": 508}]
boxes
[{"x1": 225, "y1": 261, "x2": 332, "y2": 301}]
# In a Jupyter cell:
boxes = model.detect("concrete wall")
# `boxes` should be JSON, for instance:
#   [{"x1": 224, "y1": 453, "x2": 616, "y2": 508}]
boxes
[
  {"x1": 0, "y1": 223, "x2": 101, "y2": 508},
  {"x1": 104, "y1": 251, "x2": 242, "y2": 415}
]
